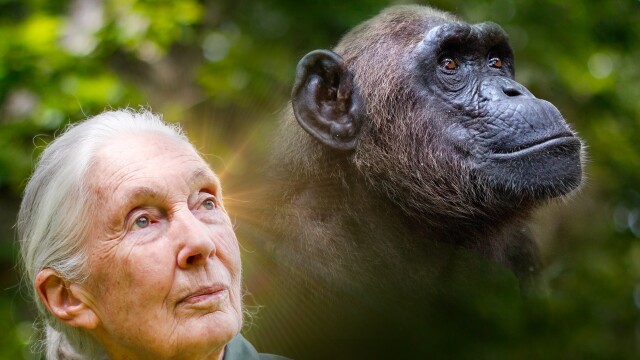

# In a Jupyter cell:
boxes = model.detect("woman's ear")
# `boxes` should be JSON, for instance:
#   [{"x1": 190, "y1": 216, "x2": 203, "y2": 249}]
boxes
[{"x1": 35, "y1": 269, "x2": 100, "y2": 329}]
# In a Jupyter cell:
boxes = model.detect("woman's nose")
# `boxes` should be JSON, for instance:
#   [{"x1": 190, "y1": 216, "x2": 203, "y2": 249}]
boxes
[{"x1": 174, "y1": 211, "x2": 216, "y2": 268}]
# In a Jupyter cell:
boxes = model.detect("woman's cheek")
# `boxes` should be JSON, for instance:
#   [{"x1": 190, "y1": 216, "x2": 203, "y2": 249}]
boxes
[
  {"x1": 214, "y1": 231, "x2": 241, "y2": 265},
  {"x1": 120, "y1": 245, "x2": 175, "y2": 310},
  {"x1": 117, "y1": 228, "x2": 174, "y2": 289}
]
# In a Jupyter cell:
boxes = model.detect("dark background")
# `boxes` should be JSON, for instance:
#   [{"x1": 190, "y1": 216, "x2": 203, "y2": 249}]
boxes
[{"x1": 1, "y1": 0, "x2": 639, "y2": 358}]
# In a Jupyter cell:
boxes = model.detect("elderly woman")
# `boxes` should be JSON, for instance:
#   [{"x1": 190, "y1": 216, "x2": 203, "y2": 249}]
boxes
[{"x1": 17, "y1": 110, "x2": 284, "y2": 359}]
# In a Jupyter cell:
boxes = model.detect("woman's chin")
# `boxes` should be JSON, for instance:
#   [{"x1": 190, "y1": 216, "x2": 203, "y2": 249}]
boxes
[{"x1": 178, "y1": 310, "x2": 242, "y2": 349}]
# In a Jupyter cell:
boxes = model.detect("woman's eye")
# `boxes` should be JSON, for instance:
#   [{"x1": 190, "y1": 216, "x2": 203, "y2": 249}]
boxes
[
  {"x1": 489, "y1": 57, "x2": 503, "y2": 68},
  {"x1": 440, "y1": 57, "x2": 458, "y2": 70},
  {"x1": 133, "y1": 215, "x2": 150, "y2": 229},
  {"x1": 201, "y1": 198, "x2": 217, "y2": 210}
]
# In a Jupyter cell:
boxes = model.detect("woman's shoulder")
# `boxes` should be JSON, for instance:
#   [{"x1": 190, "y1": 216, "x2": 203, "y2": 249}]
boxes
[{"x1": 224, "y1": 334, "x2": 290, "y2": 360}]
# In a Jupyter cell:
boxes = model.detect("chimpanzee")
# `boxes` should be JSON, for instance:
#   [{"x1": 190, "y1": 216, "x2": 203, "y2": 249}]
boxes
[{"x1": 246, "y1": 5, "x2": 583, "y2": 359}]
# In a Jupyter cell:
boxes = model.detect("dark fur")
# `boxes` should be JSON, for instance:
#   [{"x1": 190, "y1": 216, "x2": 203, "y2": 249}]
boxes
[{"x1": 246, "y1": 5, "x2": 582, "y2": 359}]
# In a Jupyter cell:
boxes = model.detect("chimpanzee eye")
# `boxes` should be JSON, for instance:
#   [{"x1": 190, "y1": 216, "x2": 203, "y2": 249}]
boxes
[
  {"x1": 488, "y1": 57, "x2": 503, "y2": 68},
  {"x1": 440, "y1": 57, "x2": 458, "y2": 70}
]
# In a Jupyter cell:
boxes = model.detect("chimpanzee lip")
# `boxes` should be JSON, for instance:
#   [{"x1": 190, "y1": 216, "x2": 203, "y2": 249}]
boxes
[{"x1": 489, "y1": 133, "x2": 578, "y2": 158}]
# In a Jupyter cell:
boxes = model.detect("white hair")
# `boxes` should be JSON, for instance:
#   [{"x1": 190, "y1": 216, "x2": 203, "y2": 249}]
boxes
[{"x1": 17, "y1": 109, "x2": 190, "y2": 359}]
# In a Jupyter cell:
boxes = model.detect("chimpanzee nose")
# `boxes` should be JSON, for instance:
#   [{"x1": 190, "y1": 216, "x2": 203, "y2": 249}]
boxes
[
  {"x1": 480, "y1": 77, "x2": 535, "y2": 101},
  {"x1": 502, "y1": 85, "x2": 523, "y2": 97}
]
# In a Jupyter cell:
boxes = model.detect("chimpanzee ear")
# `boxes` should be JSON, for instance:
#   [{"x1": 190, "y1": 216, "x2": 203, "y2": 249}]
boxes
[{"x1": 292, "y1": 49, "x2": 363, "y2": 151}]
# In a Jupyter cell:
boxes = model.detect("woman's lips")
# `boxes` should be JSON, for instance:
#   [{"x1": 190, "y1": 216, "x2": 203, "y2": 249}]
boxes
[{"x1": 180, "y1": 284, "x2": 228, "y2": 309}]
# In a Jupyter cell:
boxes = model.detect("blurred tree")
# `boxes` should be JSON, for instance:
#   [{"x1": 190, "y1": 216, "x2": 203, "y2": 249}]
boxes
[{"x1": 0, "y1": 0, "x2": 639, "y2": 358}]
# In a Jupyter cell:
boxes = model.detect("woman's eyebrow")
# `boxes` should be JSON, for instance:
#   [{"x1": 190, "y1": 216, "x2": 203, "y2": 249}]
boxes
[
  {"x1": 116, "y1": 186, "x2": 164, "y2": 209},
  {"x1": 189, "y1": 167, "x2": 220, "y2": 190}
]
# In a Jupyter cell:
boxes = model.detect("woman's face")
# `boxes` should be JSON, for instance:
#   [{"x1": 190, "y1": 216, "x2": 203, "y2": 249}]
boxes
[{"x1": 81, "y1": 132, "x2": 242, "y2": 359}]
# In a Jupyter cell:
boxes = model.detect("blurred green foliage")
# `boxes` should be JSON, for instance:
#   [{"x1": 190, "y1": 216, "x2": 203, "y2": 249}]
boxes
[{"x1": 0, "y1": 0, "x2": 639, "y2": 358}]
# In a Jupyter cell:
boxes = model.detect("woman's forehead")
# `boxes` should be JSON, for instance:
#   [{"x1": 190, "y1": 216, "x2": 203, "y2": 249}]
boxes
[{"x1": 87, "y1": 133, "x2": 220, "y2": 199}]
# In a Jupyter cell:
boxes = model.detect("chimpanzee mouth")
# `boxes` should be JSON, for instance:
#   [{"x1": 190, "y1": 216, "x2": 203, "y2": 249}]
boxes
[{"x1": 489, "y1": 132, "x2": 579, "y2": 158}]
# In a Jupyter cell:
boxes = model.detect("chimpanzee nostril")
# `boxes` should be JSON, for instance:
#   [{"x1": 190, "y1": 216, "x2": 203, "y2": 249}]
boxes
[
  {"x1": 503, "y1": 87, "x2": 522, "y2": 97},
  {"x1": 480, "y1": 77, "x2": 534, "y2": 101}
]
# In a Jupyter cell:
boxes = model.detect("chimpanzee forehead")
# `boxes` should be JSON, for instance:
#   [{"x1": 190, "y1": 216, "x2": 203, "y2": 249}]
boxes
[{"x1": 422, "y1": 20, "x2": 511, "y2": 54}]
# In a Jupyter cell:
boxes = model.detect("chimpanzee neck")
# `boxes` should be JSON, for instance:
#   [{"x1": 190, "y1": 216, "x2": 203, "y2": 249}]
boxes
[
  {"x1": 340, "y1": 173, "x2": 540, "y2": 280},
  {"x1": 341, "y1": 172, "x2": 528, "y2": 240}
]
